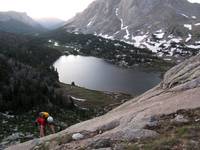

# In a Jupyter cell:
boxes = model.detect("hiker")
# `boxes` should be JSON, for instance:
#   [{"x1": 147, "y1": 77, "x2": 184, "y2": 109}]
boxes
[
  {"x1": 36, "y1": 112, "x2": 55, "y2": 137},
  {"x1": 71, "y1": 81, "x2": 75, "y2": 86}
]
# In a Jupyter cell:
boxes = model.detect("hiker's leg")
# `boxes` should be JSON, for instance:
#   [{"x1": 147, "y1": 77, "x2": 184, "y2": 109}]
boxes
[
  {"x1": 49, "y1": 124, "x2": 55, "y2": 134},
  {"x1": 39, "y1": 125, "x2": 45, "y2": 137}
]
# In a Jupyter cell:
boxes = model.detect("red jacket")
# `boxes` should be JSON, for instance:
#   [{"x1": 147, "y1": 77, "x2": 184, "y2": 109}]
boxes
[{"x1": 36, "y1": 117, "x2": 47, "y2": 126}]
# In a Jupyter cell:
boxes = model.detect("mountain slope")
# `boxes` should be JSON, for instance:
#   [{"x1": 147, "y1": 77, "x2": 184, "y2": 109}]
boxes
[
  {"x1": 42, "y1": 29, "x2": 170, "y2": 70},
  {"x1": 6, "y1": 53, "x2": 200, "y2": 150},
  {"x1": 0, "y1": 31, "x2": 65, "y2": 111},
  {"x1": 64, "y1": 0, "x2": 200, "y2": 61},
  {"x1": 0, "y1": 11, "x2": 45, "y2": 34}
]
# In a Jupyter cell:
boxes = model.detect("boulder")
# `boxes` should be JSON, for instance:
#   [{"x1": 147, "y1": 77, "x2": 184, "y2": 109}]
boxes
[{"x1": 72, "y1": 133, "x2": 84, "y2": 140}]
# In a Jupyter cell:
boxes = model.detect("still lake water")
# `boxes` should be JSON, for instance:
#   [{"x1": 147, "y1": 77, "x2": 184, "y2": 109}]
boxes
[{"x1": 53, "y1": 55, "x2": 161, "y2": 95}]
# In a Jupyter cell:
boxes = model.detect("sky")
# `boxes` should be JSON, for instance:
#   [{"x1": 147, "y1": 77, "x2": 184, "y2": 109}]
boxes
[
  {"x1": 0, "y1": 0, "x2": 199, "y2": 21},
  {"x1": 0, "y1": 0, "x2": 95, "y2": 21}
]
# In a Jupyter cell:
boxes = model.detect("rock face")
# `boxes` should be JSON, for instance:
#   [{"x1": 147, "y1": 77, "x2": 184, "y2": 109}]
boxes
[
  {"x1": 64, "y1": 0, "x2": 200, "y2": 60},
  {"x1": 6, "y1": 53, "x2": 200, "y2": 150}
]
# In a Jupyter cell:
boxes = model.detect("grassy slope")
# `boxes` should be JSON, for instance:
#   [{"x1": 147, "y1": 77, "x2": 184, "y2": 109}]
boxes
[{"x1": 58, "y1": 83, "x2": 132, "y2": 109}]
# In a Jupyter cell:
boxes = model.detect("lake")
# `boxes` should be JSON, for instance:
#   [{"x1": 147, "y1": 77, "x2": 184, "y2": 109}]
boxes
[{"x1": 53, "y1": 55, "x2": 161, "y2": 95}]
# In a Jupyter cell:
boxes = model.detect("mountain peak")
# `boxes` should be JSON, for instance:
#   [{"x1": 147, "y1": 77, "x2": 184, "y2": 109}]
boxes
[{"x1": 63, "y1": 0, "x2": 200, "y2": 62}]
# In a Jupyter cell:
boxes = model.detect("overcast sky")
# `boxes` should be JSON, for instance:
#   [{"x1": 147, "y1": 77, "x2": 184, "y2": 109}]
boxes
[
  {"x1": 0, "y1": 0, "x2": 199, "y2": 21},
  {"x1": 0, "y1": 0, "x2": 95, "y2": 20}
]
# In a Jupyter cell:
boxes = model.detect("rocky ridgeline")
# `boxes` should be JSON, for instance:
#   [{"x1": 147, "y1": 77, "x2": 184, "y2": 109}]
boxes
[{"x1": 7, "y1": 54, "x2": 200, "y2": 150}]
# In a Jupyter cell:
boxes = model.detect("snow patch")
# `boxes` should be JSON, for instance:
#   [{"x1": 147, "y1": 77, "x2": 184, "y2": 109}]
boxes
[
  {"x1": 181, "y1": 13, "x2": 189, "y2": 18},
  {"x1": 194, "y1": 23, "x2": 200, "y2": 26},
  {"x1": 154, "y1": 32, "x2": 165, "y2": 39},
  {"x1": 192, "y1": 16, "x2": 197, "y2": 19},
  {"x1": 114, "y1": 43, "x2": 121, "y2": 47},
  {"x1": 87, "y1": 16, "x2": 96, "y2": 27},
  {"x1": 184, "y1": 24, "x2": 192, "y2": 30},
  {"x1": 87, "y1": 20, "x2": 93, "y2": 27},
  {"x1": 132, "y1": 34, "x2": 148, "y2": 47},
  {"x1": 195, "y1": 41, "x2": 200, "y2": 44},
  {"x1": 154, "y1": 30, "x2": 165, "y2": 39},
  {"x1": 186, "y1": 44, "x2": 200, "y2": 49},
  {"x1": 120, "y1": 19, "x2": 130, "y2": 39},
  {"x1": 171, "y1": 37, "x2": 182, "y2": 43},
  {"x1": 115, "y1": 8, "x2": 119, "y2": 16},
  {"x1": 131, "y1": 33, "x2": 183, "y2": 55},
  {"x1": 98, "y1": 33, "x2": 114, "y2": 40},
  {"x1": 142, "y1": 42, "x2": 158, "y2": 53},
  {"x1": 115, "y1": 8, "x2": 130, "y2": 39},
  {"x1": 185, "y1": 34, "x2": 192, "y2": 42},
  {"x1": 54, "y1": 42, "x2": 59, "y2": 46},
  {"x1": 143, "y1": 39, "x2": 167, "y2": 53},
  {"x1": 114, "y1": 31, "x2": 120, "y2": 35},
  {"x1": 168, "y1": 34, "x2": 174, "y2": 38}
]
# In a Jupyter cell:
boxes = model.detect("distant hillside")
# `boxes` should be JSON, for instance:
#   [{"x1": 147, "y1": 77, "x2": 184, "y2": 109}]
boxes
[
  {"x1": 0, "y1": 11, "x2": 46, "y2": 34},
  {"x1": 37, "y1": 18, "x2": 66, "y2": 30}
]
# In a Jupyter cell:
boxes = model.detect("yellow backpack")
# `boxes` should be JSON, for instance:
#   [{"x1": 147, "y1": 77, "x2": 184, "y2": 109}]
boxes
[{"x1": 41, "y1": 112, "x2": 49, "y2": 119}]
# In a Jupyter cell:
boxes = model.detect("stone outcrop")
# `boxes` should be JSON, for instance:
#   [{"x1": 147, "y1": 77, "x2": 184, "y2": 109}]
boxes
[{"x1": 6, "y1": 54, "x2": 200, "y2": 150}]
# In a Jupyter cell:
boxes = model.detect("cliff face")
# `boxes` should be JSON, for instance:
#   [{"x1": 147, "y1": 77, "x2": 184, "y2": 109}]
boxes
[{"x1": 7, "y1": 53, "x2": 200, "y2": 150}]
